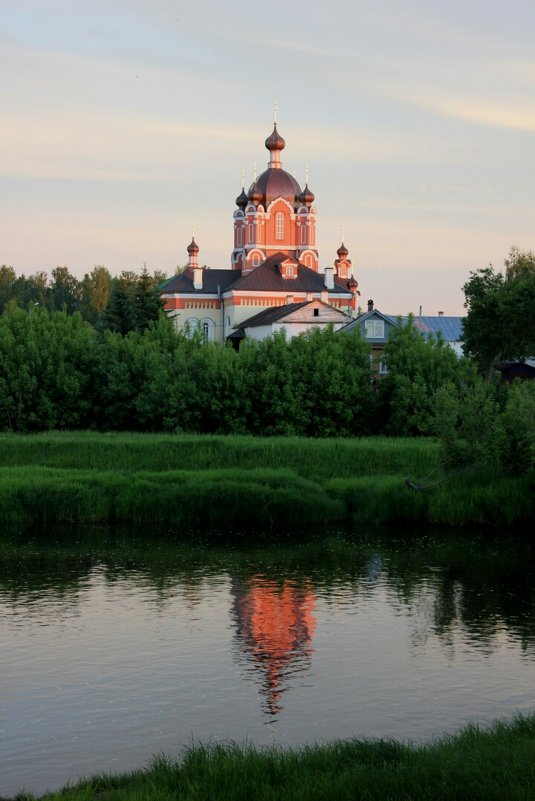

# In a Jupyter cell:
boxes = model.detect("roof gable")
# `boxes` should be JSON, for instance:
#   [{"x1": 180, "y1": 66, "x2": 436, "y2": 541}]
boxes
[{"x1": 227, "y1": 253, "x2": 352, "y2": 295}]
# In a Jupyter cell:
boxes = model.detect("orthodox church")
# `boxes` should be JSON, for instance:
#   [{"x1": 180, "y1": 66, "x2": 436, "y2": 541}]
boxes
[{"x1": 161, "y1": 122, "x2": 360, "y2": 343}]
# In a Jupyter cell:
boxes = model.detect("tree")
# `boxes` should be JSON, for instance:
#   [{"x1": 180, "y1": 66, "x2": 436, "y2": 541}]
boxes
[
  {"x1": 80, "y1": 266, "x2": 112, "y2": 325},
  {"x1": 13, "y1": 271, "x2": 49, "y2": 310},
  {"x1": 378, "y1": 317, "x2": 474, "y2": 436},
  {"x1": 462, "y1": 248, "x2": 535, "y2": 375},
  {"x1": 48, "y1": 266, "x2": 81, "y2": 314},
  {"x1": 132, "y1": 266, "x2": 165, "y2": 333},
  {"x1": 0, "y1": 266, "x2": 16, "y2": 313},
  {"x1": 103, "y1": 278, "x2": 134, "y2": 335}
]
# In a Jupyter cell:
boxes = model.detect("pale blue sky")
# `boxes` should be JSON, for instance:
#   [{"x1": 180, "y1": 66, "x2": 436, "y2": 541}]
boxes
[{"x1": 2, "y1": 0, "x2": 534, "y2": 314}]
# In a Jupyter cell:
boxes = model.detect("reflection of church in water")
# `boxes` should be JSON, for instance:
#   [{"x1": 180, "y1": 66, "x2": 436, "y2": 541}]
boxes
[{"x1": 231, "y1": 575, "x2": 316, "y2": 717}]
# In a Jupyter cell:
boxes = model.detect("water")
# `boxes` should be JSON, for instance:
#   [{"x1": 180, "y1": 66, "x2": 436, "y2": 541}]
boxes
[{"x1": 1, "y1": 531, "x2": 534, "y2": 796}]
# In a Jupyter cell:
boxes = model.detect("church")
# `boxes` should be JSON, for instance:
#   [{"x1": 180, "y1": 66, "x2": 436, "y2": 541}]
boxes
[{"x1": 161, "y1": 122, "x2": 360, "y2": 343}]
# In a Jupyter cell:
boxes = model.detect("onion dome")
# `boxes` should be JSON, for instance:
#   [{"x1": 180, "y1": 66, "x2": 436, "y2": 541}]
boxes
[
  {"x1": 265, "y1": 123, "x2": 285, "y2": 153},
  {"x1": 235, "y1": 188, "x2": 248, "y2": 209},
  {"x1": 348, "y1": 276, "x2": 359, "y2": 291},
  {"x1": 299, "y1": 184, "x2": 315, "y2": 206},
  {"x1": 187, "y1": 237, "x2": 199, "y2": 255},
  {"x1": 248, "y1": 180, "x2": 263, "y2": 204},
  {"x1": 337, "y1": 242, "x2": 349, "y2": 258}
]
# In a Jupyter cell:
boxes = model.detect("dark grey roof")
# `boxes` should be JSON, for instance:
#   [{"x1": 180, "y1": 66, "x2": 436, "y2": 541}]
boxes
[
  {"x1": 161, "y1": 255, "x2": 353, "y2": 297},
  {"x1": 239, "y1": 302, "x2": 310, "y2": 328},
  {"x1": 161, "y1": 268, "x2": 241, "y2": 295}
]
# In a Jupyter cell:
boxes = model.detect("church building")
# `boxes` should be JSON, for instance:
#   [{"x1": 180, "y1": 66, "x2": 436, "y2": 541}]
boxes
[{"x1": 161, "y1": 123, "x2": 360, "y2": 342}]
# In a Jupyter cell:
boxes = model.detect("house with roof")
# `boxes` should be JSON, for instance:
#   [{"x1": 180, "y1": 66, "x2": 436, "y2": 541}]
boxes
[
  {"x1": 230, "y1": 298, "x2": 349, "y2": 344},
  {"x1": 160, "y1": 122, "x2": 360, "y2": 342},
  {"x1": 340, "y1": 300, "x2": 465, "y2": 375}
]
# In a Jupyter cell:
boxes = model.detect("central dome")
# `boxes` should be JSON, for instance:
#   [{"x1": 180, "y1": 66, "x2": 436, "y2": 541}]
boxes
[{"x1": 250, "y1": 168, "x2": 302, "y2": 208}]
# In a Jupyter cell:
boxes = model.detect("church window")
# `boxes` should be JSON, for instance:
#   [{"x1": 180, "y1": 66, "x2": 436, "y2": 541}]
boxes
[
  {"x1": 248, "y1": 223, "x2": 254, "y2": 242},
  {"x1": 300, "y1": 224, "x2": 307, "y2": 245},
  {"x1": 201, "y1": 318, "x2": 215, "y2": 341},
  {"x1": 304, "y1": 254, "x2": 313, "y2": 268},
  {"x1": 275, "y1": 212, "x2": 285, "y2": 240},
  {"x1": 185, "y1": 317, "x2": 199, "y2": 337},
  {"x1": 252, "y1": 252, "x2": 261, "y2": 267},
  {"x1": 237, "y1": 228, "x2": 243, "y2": 246}
]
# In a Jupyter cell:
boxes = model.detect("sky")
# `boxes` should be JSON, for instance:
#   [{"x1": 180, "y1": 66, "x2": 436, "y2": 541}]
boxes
[{"x1": 1, "y1": 0, "x2": 534, "y2": 315}]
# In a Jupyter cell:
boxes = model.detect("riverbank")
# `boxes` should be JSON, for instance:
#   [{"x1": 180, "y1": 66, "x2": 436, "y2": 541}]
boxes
[
  {"x1": 0, "y1": 432, "x2": 532, "y2": 530},
  {"x1": 11, "y1": 715, "x2": 535, "y2": 801}
]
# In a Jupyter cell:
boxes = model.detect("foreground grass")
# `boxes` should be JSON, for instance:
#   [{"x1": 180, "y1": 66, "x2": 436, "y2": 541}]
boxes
[
  {"x1": 15, "y1": 716, "x2": 535, "y2": 801},
  {"x1": 0, "y1": 433, "x2": 532, "y2": 530}
]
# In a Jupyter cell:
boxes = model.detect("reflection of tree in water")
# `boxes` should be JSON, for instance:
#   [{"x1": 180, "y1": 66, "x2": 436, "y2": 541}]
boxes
[
  {"x1": 2, "y1": 531, "x2": 535, "y2": 657},
  {"x1": 231, "y1": 575, "x2": 316, "y2": 717},
  {"x1": 383, "y1": 542, "x2": 535, "y2": 655}
]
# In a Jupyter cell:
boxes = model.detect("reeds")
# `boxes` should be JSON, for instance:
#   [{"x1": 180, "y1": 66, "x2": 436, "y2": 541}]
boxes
[
  {"x1": 0, "y1": 433, "x2": 531, "y2": 531},
  {"x1": 19, "y1": 714, "x2": 535, "y2": 801},
  {"x1": 0, "y1": 432, "x2": 439, "y2": 478}
]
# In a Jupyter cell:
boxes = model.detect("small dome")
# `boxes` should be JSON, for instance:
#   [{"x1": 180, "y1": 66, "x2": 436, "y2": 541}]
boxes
[
  {"x1": 337, "y1": 242, "x2": 349, "y2": 258},
  {"x1": 248, "y1": 180, "x2": 263, "y2": 204},
  {"x1": 187, "y1": 237, "x2": 199, "y2": 255},
  {"x1": 299, "y1": 183, "x2": 315, "y2": 206},
  {"x1": 348, "y1": 277, "x2": 358, "y2": 291},
  {"x1": 265, "y1": 123, "x2": 285, "y2": 152},
  {"x1": 235, "y1": 188, "x2": 248, "y2": 209}
]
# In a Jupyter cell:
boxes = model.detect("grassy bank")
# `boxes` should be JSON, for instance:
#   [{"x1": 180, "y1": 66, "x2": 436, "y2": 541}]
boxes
[
  {"x1": 0, "y1": 433, "x2": 532, "y2": 530},
  {"x1": 0, "y1": 432, "x2": 438, "y2": 478},
  {"x1": 14, "y1": 715, "x2": 535, "y2": 801}
]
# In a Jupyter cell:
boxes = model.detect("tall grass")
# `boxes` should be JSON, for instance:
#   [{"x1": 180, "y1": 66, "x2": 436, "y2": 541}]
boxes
[
  {"x1": 0, "y1": 432, "x2": 439, "y2": 479},
  {"x1": 0, "y1": 433, "x2": 531, "y2": 531},
  {"x1": 18, "y1": 714, "x2": 535, "y2": 801}
]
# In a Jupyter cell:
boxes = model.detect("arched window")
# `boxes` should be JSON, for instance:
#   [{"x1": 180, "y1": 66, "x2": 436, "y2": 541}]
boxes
[
  {"x1": 275, "y1": 212, "x2": 285, "y2": 240},
  {"x1": 248, "y1": 223, "x2": 254, "y2": 243},
  {"x1": 236, "y1": 227, "x2": 243, "y2": 247},
  {"x1": 201, "y1": 318, "x2": 215, "y2": 342},
  {"x1": 304, "y1": 254, "x2": 313, "y2": 268},
  {"x1": 185, "y1": 317, "x2": 199, "y2": 338},
  {"x1": 252, "y1": 252, "x2": 261, "y2": 267},
  {"x1": 300, "y1": 224, "x2": 307, "y2": 245}
]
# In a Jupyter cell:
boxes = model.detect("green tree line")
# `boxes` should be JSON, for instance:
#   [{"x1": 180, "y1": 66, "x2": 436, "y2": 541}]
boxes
[
  {"x1": 0, "y1": 264, "x2": 165, "y2": 333},
  {"x1": 2, "y1": 301, "x2": 532, "y2": 465}
]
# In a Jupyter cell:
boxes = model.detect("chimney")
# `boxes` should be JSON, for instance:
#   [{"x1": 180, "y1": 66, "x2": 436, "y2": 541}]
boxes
[
  {"x1": 193, "y1": 267, "x2": 203, "y2": 290},
  {"x1": 419, "y1": 305, "x2": 422, "y2": 316},
  {"x1": 324, "y1": 267, "x2": 334, "y2": 289},
  {"x1": 438, "y1": 311, "x2": 444, "y2": 317},
  {"x1": 367, "y1": 299, "x2": 374, "y2": 312}
]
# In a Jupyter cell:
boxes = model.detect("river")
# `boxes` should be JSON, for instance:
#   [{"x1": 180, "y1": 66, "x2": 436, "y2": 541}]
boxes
[{"x1": 1, "y1": 529, "x2": 534, "y2": 797}]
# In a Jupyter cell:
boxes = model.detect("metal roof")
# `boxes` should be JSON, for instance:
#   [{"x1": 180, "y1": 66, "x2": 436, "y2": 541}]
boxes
[
  {"x1": 339, "y1": 311, "x2": 464, "y2": 342},
  {"x1": 411, "y1": 316, "x2": 464, "y2": 341}
]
